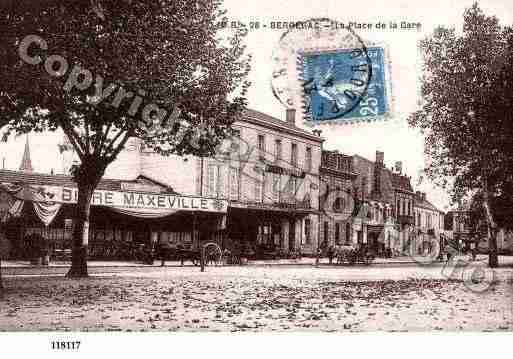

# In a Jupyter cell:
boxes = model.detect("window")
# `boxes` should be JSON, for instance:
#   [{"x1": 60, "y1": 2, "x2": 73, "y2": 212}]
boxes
[
  {"x1": 258, "y1": 134, "x2": 265, "y2": 160},
  {"x1": 271, "y1": 173, "x2": 280, "y2": 202},
  {"x1": 291, "y1": 143, "x2": 298, "y2": 166},
  {"x1": 229, "y1": 167, "x2": 239, "y2": 200},
  {"x1": 255, "y1": 176, "x2": 262, "y2": 202},
  {"x1": 334, "y1": 197, "x2": 342, "y2": 211},
  {"x1": 207, "y1": 164, "x2": 220, "y2": 197},
  {"x1": 304, "y1": 219, "x2": 311, "y2": 244},
  {"x1": 275, "y1": 139, "x2": 282, "y2": 162},
  {"x1": 283, "y1": 176, "x2": 297, "y2": 202},
  {"x1": 407, "y1": 201, "x2": 411, "y2": 216},
  {"x1": 306, "y1": 147, "x2": 312, "y2": 171},
  {"x1": 345, "y1": 222, "x2": 351, "y2": 244},
  {"x1": 324, "y1": 221, "x2": 329, "y2": 245},
  {"x1": 335, "y1": 222, "x2": 341, "y2": 245}
]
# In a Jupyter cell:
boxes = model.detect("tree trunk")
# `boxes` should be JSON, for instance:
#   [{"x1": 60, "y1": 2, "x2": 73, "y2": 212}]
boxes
[
  {"x1": 0, "y1": 256, "x2": 3, "y2": 297},
  {"x1": 0, "y1": 224, "x2": 4, "y2": 296},
  {"x1": 482, "y1": 179, "x2": 499, "y2": 268},
  {"x1": 66, "y1": 182, "x2": 95, "y2": 278}
]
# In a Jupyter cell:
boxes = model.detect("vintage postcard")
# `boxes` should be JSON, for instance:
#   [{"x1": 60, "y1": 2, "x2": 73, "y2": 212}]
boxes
[{"x1": 0, "y1": 0, "x2": 512, "y2": 357}]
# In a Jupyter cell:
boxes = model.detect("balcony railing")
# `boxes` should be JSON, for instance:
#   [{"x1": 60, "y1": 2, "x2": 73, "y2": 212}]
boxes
[{"x1": 321, "y1": 152, "x2": 353, "y2": 173}]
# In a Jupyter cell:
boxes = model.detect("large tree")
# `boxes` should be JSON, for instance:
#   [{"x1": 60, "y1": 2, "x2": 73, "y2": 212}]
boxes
[
  {"x1": 0, "y1": 0, "x2": 250, "y2": 277},
  {"x1": 408, "y1": 2, "x2": 513, "y2": 268}
]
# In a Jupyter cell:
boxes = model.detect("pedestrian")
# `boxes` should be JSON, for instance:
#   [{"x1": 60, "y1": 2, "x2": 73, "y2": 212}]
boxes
[
  {"x1": 156, "y1": 240, "x2": 165, "y2": 267},
  {"x1": 327, "y1": 245, "x2": 334, "y2": 265}
]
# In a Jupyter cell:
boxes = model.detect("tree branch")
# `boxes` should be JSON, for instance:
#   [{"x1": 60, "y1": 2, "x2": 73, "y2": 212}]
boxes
[
  {"x1": 102, "y1": 127, "x2": 127, "y2": 157},
  {"x1": 84, "y1": 117, "x2": 91, "y2": 155},
  {"x1": 95, "y1": 122, "x2": 113, "y2": 156},
  {"x1": 58, "y1": 119, "x2": 85, "y2": 160},
  {"x1": 106, "y1": 129, "x2": 134, "y2": 163}
]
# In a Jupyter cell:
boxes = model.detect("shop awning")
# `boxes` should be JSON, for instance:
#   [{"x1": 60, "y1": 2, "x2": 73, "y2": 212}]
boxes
[
  {"x1": 0, "y1": 183, "x2": 61, "y2": 226},
  {"x1": 0, "y1": 182, "x2": 228, "y2": 225}
]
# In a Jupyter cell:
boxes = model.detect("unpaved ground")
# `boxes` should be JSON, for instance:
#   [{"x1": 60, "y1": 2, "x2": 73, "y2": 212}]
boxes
[{"x1": 1, "y1": 265, "x2": 511, "y2": 331}]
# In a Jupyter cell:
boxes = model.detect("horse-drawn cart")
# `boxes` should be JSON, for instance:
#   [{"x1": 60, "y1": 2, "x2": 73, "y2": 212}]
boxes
[{"x1": 334, "y1": 245, "x2": 375, "y2": 266}]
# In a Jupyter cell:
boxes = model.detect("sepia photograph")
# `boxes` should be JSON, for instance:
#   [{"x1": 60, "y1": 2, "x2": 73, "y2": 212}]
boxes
[{"x1": 0, "y1": 0, "x2": 512, "y2": 356}]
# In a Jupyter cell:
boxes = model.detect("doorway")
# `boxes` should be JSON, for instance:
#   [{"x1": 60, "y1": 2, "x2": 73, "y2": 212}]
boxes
[{"x1": 289, "y1": 219, "x2": 295, "y2": 252}]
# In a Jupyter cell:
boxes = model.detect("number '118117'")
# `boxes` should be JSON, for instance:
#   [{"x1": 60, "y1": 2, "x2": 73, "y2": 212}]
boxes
[{"x1": 51, "y1": 341, "x2": 81, "y2": 350}]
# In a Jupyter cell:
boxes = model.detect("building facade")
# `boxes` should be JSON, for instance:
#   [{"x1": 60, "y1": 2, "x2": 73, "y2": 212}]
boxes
[
  {"x1": 196, "y1": 108, "x2": 323, "y2": 256},
  {"x1": 389, "y1": 163, "x2": 416, "y2": 255},
  {"x1": 1, "y1": 108, "x2": 323, "y2": 260},
  {"x1": 351, "y1": 152, "x2": 395, "y2": 256},
  {"x1": 318, "y1": 150, "x2": 357, "y2": 250},
  {"x1": 1, "y1": 107, "x2": 455, "y2": 261},
  {"x1": 413, "y1": 191, "x2": 445, "y2": 254}
]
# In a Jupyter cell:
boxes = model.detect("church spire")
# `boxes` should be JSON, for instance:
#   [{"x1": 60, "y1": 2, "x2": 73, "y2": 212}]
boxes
[{"x1": 19, "y1": 135, "x2": 33, "y2": 173}]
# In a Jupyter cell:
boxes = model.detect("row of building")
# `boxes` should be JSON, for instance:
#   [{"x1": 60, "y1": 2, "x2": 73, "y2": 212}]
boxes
[{"x1": 0, "y1": 108, "x2": 452, "y2": 260}]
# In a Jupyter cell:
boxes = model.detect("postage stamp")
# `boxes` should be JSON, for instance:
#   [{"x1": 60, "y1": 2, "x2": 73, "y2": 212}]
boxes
[
  {"x1": 300, "y1": 46, "x2": 390, "y2": 123},
  {"x1": 270, "y1": 18, "x2": 393, "y2": 126}
]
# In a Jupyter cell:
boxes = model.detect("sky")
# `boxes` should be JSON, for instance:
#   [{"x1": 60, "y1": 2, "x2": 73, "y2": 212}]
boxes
[{"x1": 1, "y1": 0, "x2": 512, "y2": 211}]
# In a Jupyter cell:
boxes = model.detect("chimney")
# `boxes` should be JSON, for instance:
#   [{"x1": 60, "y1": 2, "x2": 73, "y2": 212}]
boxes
[
  {"x1": 416, "y1": 190, "x2": 422, "y2": 198},
  {"x1": 394, "y1": 161, "x2": 402, "y2": 174},
  {"x1": 375, "y1": 151, "x2": 384, "y2": 166},
  {"x1": 421, "y1": 192, "x2": 426, "y2": 201},
  {"x1": 312, "y1": 129, "x2": 322, "y2": 137},
  {"x1": 286, "y1": 108, "x2": 296, "y2": 126},
  {"x1": 373, "y1": 158, "x2": 382, "y2": 195}
]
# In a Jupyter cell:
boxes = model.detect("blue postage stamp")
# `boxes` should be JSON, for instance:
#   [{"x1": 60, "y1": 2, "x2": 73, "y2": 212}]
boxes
[{"x1": 300, "y1": 46, "x2": 390, "y2": 123}]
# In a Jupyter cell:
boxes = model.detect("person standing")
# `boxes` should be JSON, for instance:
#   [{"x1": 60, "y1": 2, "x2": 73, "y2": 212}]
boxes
[
  {"x1": 327, "y1": 245, "x2": 334, "y2": 265},
  {"x1": 157, "y1": 233, "x2": 170, "y2": 267}
]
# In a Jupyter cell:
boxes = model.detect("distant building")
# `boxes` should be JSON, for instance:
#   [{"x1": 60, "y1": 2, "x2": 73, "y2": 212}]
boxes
[
  {"x1": 389, "y1": 164, "x2": 416, "y2": 254},
  {"x1": 414, "y1": 191, "x2": 445, "y2": 253},
  {"x1": 445, "y1": 205, "x2": 513, "y2": 252},
  {"x1": 351, "y1": 151, "x2": 395, "y2": 256}
]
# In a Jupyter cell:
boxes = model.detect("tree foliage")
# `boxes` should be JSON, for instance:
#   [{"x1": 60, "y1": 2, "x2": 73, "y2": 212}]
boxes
[
  {"x1": 409, "y1": 3, "x2": 513, "y2": 197},
  {"x1": 0, "y1": 0, "x2": 251, "y2": 276},
  {"x1": 1, "y1": 0, "x2": 251, "y2": 175},
  {"x1": 408, "y1": 3, "x2": 513, "y2": 266},
  {"x1": 469, "y1": 187, "x2": 513, "y2": 233}
]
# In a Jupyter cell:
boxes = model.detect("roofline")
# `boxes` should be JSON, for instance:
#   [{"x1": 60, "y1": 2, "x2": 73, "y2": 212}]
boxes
[
  {"x1": 415, "y1": 201, "x2": 445, "y2": 214},
  {"x1": 319, "y1": 166, "x2": 358, "y2": 179},
  {"x1": 137, "y1": 173, "x2": 175, "y2": 192},
  {"x1": 393, "y1": 187, "x2": 415, "y2": 195},
  {"x1": 0, "y1": 168, "x2": 75, "y2": 181},
  {"x1": 242, "y1": 109, "x2": 324, "y2": 143}
]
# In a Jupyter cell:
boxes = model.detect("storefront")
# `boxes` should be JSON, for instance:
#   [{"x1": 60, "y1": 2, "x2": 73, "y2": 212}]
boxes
[
  {"x1": 0, "y1": 174, "x2": 228, "y2": 261},
  {"x1": 227, "y1": 201, "x2": 317, "y2": 258}
]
